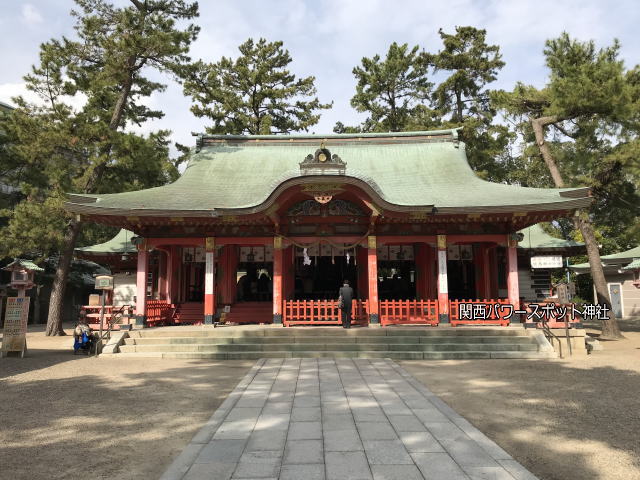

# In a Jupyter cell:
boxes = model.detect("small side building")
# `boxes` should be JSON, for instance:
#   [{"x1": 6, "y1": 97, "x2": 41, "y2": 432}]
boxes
[{"x1": 570, "y1": 246, "x2": 640, "y2": 319}]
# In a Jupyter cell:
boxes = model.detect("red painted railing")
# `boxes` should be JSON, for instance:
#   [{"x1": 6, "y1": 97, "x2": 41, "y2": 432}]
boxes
[
  {"x1": 146, "y1": 300, "x2": 175, "y2": 326},
  {"x1": 379, "y1": 300, "x2": 439, "y2": 327},
  {"x1": 283, "y1": 299, "x2": 368, "y2": 327},
  {"x1": 449, "y1": 299, "x2": 511, "y2": 327},
  {"x1": 82, "y1": 305, "x2": 132, "y2": 330}
]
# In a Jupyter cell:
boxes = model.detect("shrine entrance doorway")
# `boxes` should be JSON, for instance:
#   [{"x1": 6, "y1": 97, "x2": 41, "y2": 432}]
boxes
[{"x1": 293, "y1": 248, "x2": 359, "y2": 300}]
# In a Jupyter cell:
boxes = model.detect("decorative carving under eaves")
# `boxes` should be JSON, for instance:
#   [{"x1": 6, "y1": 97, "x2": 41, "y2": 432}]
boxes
[{"x1": 287, "y1": 199, "x2": 366, "y2": 217}]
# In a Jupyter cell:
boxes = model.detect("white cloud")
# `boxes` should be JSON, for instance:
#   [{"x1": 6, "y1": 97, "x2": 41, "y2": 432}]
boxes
[
  {"x1": 0, "y1": 81, "x2": 87, "y2": 113},
  {"x1": 22, "y1": 4, "x2": 43, "y2": 26}
]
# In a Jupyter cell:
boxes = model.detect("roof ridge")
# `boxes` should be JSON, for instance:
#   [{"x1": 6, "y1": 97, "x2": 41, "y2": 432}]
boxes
[{"x1": 195, "y1": 128, "x2": 462, "y2": 141}]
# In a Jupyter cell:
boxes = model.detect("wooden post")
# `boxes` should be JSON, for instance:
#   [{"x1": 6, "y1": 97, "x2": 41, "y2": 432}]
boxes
[
  {"x1": 204, "y1": 237, "x2": 216, "y2": 324},
  {"x1": 367, "y1": 236, "x2": 379, "y2": 324},
  {"x1": 273, "y1": 237, "x2": 283, "y2": 324},
  {"x1": 135, "y1": 242, "x2": 148, "y2": 327},
  {"x1": 507, "y1": 235, "x2": 520, "y2": 310},
  {"x1": 436, "y1": 235, "x2": 449, "y2": 323}
]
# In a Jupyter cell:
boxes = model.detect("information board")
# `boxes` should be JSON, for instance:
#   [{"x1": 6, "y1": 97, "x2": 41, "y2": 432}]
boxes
[
  {"x1": 530, "y1": 255, "x2": 563, "y2": 269},
  {"x1": 1, "y1": 297, "x2": 30, "y2": 357}
]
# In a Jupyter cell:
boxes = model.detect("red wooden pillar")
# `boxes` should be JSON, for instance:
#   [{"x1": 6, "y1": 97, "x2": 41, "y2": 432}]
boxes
[
  {"x1": 219, "y1": 245, "x2": 239, "y2": 305},
  {"x1": 283, "y1": 246, "x2": 295, "y2": 300},
  {"x1": 273, "y1": 237, "x2": 283, "y2": 324},
  {"x1": 367, "y1": 236, "x2": 379, "y2": 324},
  {"x1": 135, "y1": 241, "x2": 148, "y2": 327},
  {"x1": 481, "y1": 245, "x2": 492, "y2": 299},
  {"x1": 426, "y1": 244, "x2": 436, "y2": 299},
  {"x1": 166, "y1": 246, "x2": 180, "y2": 305},
  {"x1": 488, "y1": 246, "x2": 499, "y2": 299},
  {"x1": 474, "y1": 244, "x2": 492, "y2": 299},
  {"x1": 204, "y1": 237, "x2": 216, "y2": 324},
  {"x1": 357, "y1": 246, "x2": 369, "y2": 299},
  {"x1": 414, "y1": 243, "x2": 428, "y2": 300},
  {"x1": 436, "y1": 235, "x2": 449, "y2": 323},
  {"x1": 158, "y1": 250, "x2": 167, "y2": 300},
  {"x1": 506, "y1": 235, "x2": 520, "y2": 310}
]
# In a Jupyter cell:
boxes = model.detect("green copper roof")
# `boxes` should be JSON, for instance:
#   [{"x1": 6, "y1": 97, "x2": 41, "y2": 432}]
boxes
[
  {"x1": 570, "y1": 245, "x2": 640, "y2": 273},
  {"x1": 517, "y1": 224, "x2": 584, "y2": 250},
  {"x1": 622, "y1": 258, "x2": 640, "y2": 271},
  {"x1": 76, "y1": 229, "x2": 136, "y2": 254},
  {"x1": 3, "y1": 258, "x2": 44, "y2": 272},
  {"x1": 65, "y1": 130, "x2": 591, "y2": 217}
]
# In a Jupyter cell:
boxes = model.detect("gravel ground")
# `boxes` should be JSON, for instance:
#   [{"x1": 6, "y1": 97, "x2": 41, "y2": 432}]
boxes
[
  {"x1": 0, "y1": 324, "x2": 253, "y2": 480},
  {"x1": 2, "y1": 321, "x2": 639, "y2": 480},
  {"x1": 401, "y1": 320, "x2": 640, "y2": 480}
]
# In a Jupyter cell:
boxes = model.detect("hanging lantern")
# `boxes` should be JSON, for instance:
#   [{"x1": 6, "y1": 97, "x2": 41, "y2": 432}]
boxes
[{"x1": 247, "y1": 247, "x2": 255, "y2": 262}]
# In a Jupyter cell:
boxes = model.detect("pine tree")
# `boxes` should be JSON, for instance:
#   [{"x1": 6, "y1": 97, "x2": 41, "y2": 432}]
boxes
[
  {"x1": 184, "y1": 38, "x2": 331, "y2": 134},
  {"x1": 494, "y1": 33, "x2": 640, "y2": 339},
  {"x1": 348, "y1": 42, "x2": 433, "y2": 132},
  {"x1": 0, "y1": 0, "x2": 199, "y2": 335}
]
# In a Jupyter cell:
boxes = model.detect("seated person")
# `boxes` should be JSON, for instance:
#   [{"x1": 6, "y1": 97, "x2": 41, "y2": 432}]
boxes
[{"x1": 73, "y1": 310, "x2": 93, "y2": 353}]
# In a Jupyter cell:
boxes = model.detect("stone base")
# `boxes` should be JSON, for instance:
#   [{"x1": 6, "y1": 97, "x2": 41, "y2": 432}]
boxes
[
  {"x1": 134, "y1": 314, "x2": 146, "y2": 328},
  {"x1": 546, "y1": 328, "x2": 588, "y2": 356},
  {"x1": 369, "y1": 313, "x2": 379, "y2": 324},
  {"x1": 273, "y1": 313, "x2": 282, "y2": 325},
  {"x1": 204, "y1": 314, "x2": 214, "y2": 325},
  {"x1": 439, "y1": 313, "x2": 450, "y2": 324}
]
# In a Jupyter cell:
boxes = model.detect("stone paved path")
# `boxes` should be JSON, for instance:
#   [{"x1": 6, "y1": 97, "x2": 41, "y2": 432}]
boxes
[{"x1": 160, "y1": 358, "x2": 538, "y2": 480}]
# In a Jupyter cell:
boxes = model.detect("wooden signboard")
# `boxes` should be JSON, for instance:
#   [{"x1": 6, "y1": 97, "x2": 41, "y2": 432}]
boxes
[{"x1": 1, "y1": 297, "x2": 30, "y2": 358}]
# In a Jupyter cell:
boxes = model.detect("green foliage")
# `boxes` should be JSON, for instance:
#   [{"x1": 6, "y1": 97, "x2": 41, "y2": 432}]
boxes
[
  {"x1": 339, "y1": 28, "x2": 510, "y2": 180},
  {"x1": 184, "y1": 38, "x2": 331, "y2": 134},
  {"x1": 433, "y1": 27, "x2": 504, "y2": 123},
  {"x1": 0, "y1": 0, "x2": 198, "y2": 258},
  {"x1": 495, "y1": 32, "x2": 640, "y2": 253},
  {"x1": 349, "y1": 42, "x2": 433, "y2": 132}
]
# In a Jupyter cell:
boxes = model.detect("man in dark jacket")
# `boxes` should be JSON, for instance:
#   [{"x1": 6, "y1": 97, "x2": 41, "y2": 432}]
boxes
[{"x1": 339, "y1": 280, "x2": 354, "y2": 328}]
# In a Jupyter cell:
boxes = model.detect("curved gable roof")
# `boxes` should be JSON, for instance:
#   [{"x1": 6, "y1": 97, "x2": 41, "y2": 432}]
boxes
[{"x1": 65, "y1": 130, "x2": 591, "y2": 217}]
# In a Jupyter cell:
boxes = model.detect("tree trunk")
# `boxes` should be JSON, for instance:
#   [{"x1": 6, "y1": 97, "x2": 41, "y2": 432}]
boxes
[
  {"x1": 46, "y1": 68, "x2": 135, "y2": 336},
  {"x1": 531, "y1": 117, "x2": 624, "y2": 339},
  {"x1": 575, "y1": 215, "x2": 623, "y2": 339},
  {"x1": 45, "y1": 219, "x2": 82, "y2": 336},
  {"x1": 531, "y1": 116, "x2": 566, "y2": 187}
]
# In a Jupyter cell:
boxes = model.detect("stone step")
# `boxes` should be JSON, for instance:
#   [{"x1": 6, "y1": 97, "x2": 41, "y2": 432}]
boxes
[
  {"x1": 134, "y1": 327, "x2": 528, "y2": 338},
  {"x1": 125, "y1": 335, "x2": 534, "y2": 345},
  {"x1": 113, "y1": 350, "x2": 555, "y2": 360},
  {"x1": 119, "y1": 342, "x2": 538, "y2": 353}
]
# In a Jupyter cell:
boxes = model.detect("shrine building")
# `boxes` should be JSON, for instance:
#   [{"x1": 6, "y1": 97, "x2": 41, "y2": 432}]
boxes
[{"x1": 65, "y1": 129, "x2": 591, "y2": 327}]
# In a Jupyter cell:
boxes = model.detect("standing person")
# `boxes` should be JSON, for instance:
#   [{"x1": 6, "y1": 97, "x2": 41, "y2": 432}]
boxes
[{"x1": 338, "y1": 280, "x2": 354, "y2": 329}]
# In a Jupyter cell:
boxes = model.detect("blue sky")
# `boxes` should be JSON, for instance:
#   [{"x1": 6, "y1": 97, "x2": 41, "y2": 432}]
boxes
[{"x1": 1, "y1": 0, "x2": 639, "y2": 154}]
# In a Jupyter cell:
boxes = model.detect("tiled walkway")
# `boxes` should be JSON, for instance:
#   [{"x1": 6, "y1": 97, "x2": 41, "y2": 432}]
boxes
[{"x1": 160, "y1": 359, "x2": 538, "y2": 480}]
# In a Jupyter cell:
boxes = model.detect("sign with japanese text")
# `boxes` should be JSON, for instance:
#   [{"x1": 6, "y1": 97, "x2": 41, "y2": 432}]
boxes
[
  {"x1": 530, "y1": 255, "x2": 563, "y2": 269},
  {"x1": 1, "y1": 297, "x2": 30, "y2": 357}
]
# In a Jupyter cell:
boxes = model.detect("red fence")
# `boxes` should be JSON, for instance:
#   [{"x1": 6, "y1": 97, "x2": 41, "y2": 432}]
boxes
[
  {"x1": 379, "y1": 300, "x2": 439, "y2": 327},
  {"x1": 283, "y1": 299, "x2": 368, "y2": 327},
  {"x1": 146, "y1": 300, "x2": 175, "y2": 326},
  {"x1": 449, "y1": 299, "x2": 511, "y2": 327}
]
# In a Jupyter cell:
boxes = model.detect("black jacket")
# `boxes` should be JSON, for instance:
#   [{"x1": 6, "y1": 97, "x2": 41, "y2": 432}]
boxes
[{"x1": 339, "y1": 285, "x2": 354, "y2": 304}]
